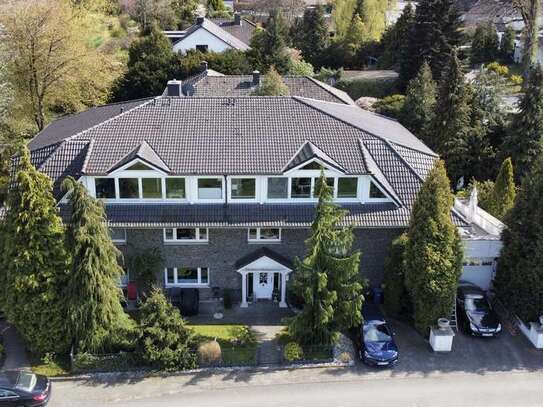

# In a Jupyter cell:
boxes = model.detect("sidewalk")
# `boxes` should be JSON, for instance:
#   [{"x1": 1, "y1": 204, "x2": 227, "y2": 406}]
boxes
[{"x1": 0, "y1": 320, "x2": 30, "y2": 370}]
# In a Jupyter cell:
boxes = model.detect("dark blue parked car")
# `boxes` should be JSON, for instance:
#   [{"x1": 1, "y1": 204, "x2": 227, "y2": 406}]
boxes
[{"x1": 360, "y1": 305, "x2": 399, "y2": 367}]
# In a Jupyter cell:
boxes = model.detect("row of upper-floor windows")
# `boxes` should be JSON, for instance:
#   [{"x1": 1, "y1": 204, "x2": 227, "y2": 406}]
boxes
[{"x1": 92, "y1": 175, "x2": 388, "y2": 202}]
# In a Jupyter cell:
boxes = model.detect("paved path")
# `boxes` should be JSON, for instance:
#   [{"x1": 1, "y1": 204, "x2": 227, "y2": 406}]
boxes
[
  {"x1": 252, "y1": 325, "x2": 283, "y2": 365},
  {"x1": 0, "y1": 320, "x2": 30, "y2": 370}
]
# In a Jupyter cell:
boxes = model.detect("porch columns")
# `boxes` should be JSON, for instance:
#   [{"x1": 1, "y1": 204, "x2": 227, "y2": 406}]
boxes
[
  {"x1": 241, "y1": 271, "x2": 248, "y2": 308},
  {"x1": 279, "y1": 272, "x2": 287, "y2": 308}
]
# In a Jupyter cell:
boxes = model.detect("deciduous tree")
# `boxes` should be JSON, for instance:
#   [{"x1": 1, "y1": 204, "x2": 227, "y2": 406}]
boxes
[
  {"x1": 252, "y1": 67, "x2": 289, "y2": 95},
  {"x1": 0, "y1": 0, "x2": 116, "y2": 131},
  {"x1": 62, "y1": 177, "x2": 132, "y2": 352},
  {"x1": 512, "y1": 0, "x2": 540, "y2": 79},
  {"x1": 404, "y1": 160, "x2": 463, "y2": 334},
  {"x1": 0, "y1": 147, "x2": 69, "y2": 354}
]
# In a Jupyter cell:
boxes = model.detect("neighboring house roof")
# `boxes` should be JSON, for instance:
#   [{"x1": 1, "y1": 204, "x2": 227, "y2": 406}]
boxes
[
  {"x1": 172, "y1": 17, "x2": 252, "y2": 51},
  {"x1": 181, "y1": 71, "x2": 356, "y2": 105},
  {"x1": 26, "y1": 94, "x2": 464, "y2": 228},
  {"x1": 235, "y1": 247, "x2": 293, "y2": 270},
  {"x1": 209, "y1": 17, "x2": 257, "y2": 46}
]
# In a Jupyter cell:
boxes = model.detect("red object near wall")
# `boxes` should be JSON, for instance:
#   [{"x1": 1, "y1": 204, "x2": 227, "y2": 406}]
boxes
[{"x1": 127, "y1": 282, "x2": 138, "y2": 301}]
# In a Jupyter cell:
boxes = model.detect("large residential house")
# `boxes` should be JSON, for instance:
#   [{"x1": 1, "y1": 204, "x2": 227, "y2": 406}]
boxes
[
  {"x1": 165, "y1": 15, "x2": 256, "y2": 54},
  {"x1": 165, "y1": 66, "x2": 356, "y2": 105},
  {"x1": 23, "y1": 82, "x2": 502, "y2": 309}
]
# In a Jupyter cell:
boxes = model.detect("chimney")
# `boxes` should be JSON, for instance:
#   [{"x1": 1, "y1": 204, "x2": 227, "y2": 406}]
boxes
[
  {"x1": 167, "y1": 79, "x2": 183, "y2": 97},
  {"x1": 467, "y1": 185, "x2": 479, "y2": 223},
  {"x1": 196, "y1": 16, "x2": 205, "y2": 25},
  {"x1": 200, "y1": 61, "x2": 208, "y2": 72},
  {"x1": 252, "y1": 70, "x2": 260, "y2": 85},
  {"x1": 234, "y1": 12, "x2": 241, "y2": 26}
]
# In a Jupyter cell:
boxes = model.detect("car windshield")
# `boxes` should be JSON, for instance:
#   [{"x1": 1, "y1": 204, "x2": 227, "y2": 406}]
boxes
[
  {"x1": 363, "y1": 322, "x2": 392, "y2": 342},
  {"x1": 465, "y1": 297, "x2": 490, "y2": 313},
  {"x1": 16, "y1": 372, "x2": 36, "y2": 391}
]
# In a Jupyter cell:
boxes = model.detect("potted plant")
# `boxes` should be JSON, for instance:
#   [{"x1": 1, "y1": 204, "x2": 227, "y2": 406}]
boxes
[{"x1": 272, "y1": 289, "x2": 279, "y2": 302}]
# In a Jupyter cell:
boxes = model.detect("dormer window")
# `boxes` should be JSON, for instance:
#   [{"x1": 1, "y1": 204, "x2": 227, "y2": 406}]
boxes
[
  {"x1": 337, "y1": 177, "x2": 358, "y2": 198},
  {"x1": 301, "y1": 161, "x2": 325, "y2": 170},
  {"x1": 231, "y1": 178, "x2": 256, "y2": 199},
  {"x1": 142, "y1": 178, "x2": 162, "y2": 198},
  {"x1": 119, "y1": 178, "x2": 139, "y2": 199},
  {"x1": 369, "y1": 181, "x2": 387, "y2": 199},
  {"x1": 198, "y1": 178, "x2": 223, "y2": 199},
  {"x1": 291, "y1": 177, "x2": 312, "y2": 198},
  {"x1": 166, "y1": 178, "x2": 186, "y2": 199},
  {"x1": 267, "y1": 177, "x2": 288, "y2": 199}
]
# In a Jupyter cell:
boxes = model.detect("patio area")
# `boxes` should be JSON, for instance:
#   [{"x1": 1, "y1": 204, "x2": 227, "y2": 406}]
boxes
[{"x1": 187, "y1": 300, "x2": 295, "y2": 326}]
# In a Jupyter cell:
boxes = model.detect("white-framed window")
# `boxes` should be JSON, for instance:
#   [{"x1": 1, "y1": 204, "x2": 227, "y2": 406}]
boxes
[
  {"x1": 109, "y1": 228, "x2": 127, "y2": 243},
  {"x1": 337, "y1": 177, "x2": 358, "y2": 198},
  {"x1": 95, "y1": 178, "x2": 116, "y2": 199},
  {"x1": 267, "y1": 177, "x2": 289, "y2": 199},
  {"x1": 369, "y1": 181, "x2": 388, "y2": 199},
  {"x1": 164, "y1": 267, "x2": 210, "y2": 286},
  {"x1": 230, "y1": 177, "x2": 256, "y2": 200},
  {"x1": 163, "y1": 228, "x2": 209, "y2": 243},
  {"x1": 165, "y1": 178, "x2": 186, "y2": 199},
  {"x1": 197, "y1": 178, "x2": 223, "y2": 199},
  {"x1": 119, "y1": 268, "x2": 130, "y2": 287},
  {"x1": 248, "y1": 228, "x2": 281, "y2": 242}
]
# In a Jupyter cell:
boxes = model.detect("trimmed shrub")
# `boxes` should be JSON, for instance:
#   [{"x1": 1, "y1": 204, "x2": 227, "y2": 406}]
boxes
[
  {"x1": 510, "y1": 75, "x2": 523, "y2": 86},
  {"x1": 283, "y1": 342, "x2": 304, "y2": 362},
  {"x1": 72, "y1": 352, "x2": 139, "y2": 373},
  {"x1": 338, "y1": 351, "x2": 353, "y2": 364},
  {"x1": 230, "y1": 326, "x2": 256, "y2": 346},
  {"x1": 335, "y1": 77, "x2": 398, "y2": 99},
  {"x1": 373, "y1": 94, "x2": 406, "y2": 120},
  {"x1": 198, "y1": 340, "x2": 222, "y2": 366}
]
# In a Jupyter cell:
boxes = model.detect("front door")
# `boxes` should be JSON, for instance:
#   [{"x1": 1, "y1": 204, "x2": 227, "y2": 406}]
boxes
[{"x1": 253, "y1": 272, "x2": 273, "y2": 300}]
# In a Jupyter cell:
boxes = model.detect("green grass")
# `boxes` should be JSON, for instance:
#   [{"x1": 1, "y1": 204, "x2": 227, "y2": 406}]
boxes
[
  {"x1": 189, "y1": 324, "x2": 257, "y2": 365},
  {"x1": 30, "y1": 353, "x2": 71, "y2": 377}
]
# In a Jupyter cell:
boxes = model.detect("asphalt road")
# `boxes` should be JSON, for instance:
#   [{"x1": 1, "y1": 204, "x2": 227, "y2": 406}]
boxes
[{"x1": 51, "y1": 369, "x2": 543, "y2": 407}]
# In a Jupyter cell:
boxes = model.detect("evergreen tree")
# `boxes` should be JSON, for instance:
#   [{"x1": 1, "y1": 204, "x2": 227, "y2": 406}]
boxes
[
  {"x1": 0, "y1": 147, "x2": 69, "y2": 354},
  {"x1": 207, "y1": 0, "x2": 225, "y2": 12},
  {"x1": 288, "y1": 173, "x2": 363, "y2": 345},
  {"x1": 401, "y1": 61, "x2": 437, "y2": 143},
  {"x1": 110, "y1": 27, "x2": 180, "y2": 101},
  {"x1": 379, "y1": 2, "x2": 415, "y2": 69},
  {"x1": 252, "y1": 67, "x2": 290, "y2": 96},
  {"x1": 404, "y1": 160, "x2": 463, "y2": 334},
  {"x1": 430, "y1": 50, "x2": 471, "y2": 185},
  {"x1": 248, "y1": 9, "x2": 291, "y2": 73},
  {"x1": 399, "y1": 0, "x2": 463, "y2": 88},
  {"x1": 495, "y1": 156, "x2": 543, "y2": 322},
  {"x1": 503, "y1": 64, "x2": 543, "y2": 182},
  {"x1": 471, "y1": 22, "x2": 499, "y2": 64},
  {"x1": 62, "y1": 177, "x2": 132, "y2": 352},
  {"x1": 500, "y1": 26, "x2": 516, "y2": 62},
  {"x1": 486, "y1": 157, "x2": 516, "y2": 219},
  {"x1": 138, "y1": 288, "x2": 197, "y2": 370},
  {"x1": 291, "y1": 5, "x2": 328, "y2": 68}
]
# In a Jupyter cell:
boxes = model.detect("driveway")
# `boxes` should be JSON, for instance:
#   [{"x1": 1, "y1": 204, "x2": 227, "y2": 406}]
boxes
[{"x1": 48, "y1": 319, "x2": 543, "y2": 406}]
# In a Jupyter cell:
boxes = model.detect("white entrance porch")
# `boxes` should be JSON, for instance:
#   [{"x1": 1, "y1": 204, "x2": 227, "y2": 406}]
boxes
[{"x1": 236, "y1": 250, "x2": 292, "y2": 308}]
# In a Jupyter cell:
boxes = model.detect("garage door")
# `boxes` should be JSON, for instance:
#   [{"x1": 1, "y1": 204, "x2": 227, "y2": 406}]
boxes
[{"x1": 460, "y1": 258, "x2": 495, "y2": 291}]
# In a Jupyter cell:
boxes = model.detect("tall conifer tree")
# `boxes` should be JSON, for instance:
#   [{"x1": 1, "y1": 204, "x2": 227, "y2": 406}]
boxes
[
  {"x1": 503, "y1": 64, "x2": 543, "y2": 182},
  {"x1": 495, "y1": 156, "x2": 543, "y2": 322},
  {"x1": 292, "y1": 5, "x2": 328, "y2": 68},
  {"x1": 404, "y1": 160, "x2": 463, "y2": 334},
  {"x1": 288, "y1": 173, "x2": 363, "y2": 345},
  {"x1": 402, "y1": 61, "x2": 437, "y2": 143},
  {"x1": 430, "y1": 50, "x2": 471, "y2": 185},
  {"x1": 486, "y1": 157, "x2": 516, "y2": 220},
  {"x1": 62, "y1": 177, "x2": 132, "y2": 352},
  {"x1": 0, "y1": 147, "x2": 69, "y2": 353},
  {"x1": 399, "y1": 0, "x2": 463, "y2": 88}
]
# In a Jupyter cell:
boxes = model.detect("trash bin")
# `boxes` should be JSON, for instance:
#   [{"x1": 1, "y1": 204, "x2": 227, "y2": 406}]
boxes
[{"x1": 371, "y1": 287, "x2": 383, "y2": 304}]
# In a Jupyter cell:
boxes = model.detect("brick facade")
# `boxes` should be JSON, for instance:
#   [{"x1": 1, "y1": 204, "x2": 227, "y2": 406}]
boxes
[{"x1": 117, "y1": 227, "x2": 404, "y2": 302}]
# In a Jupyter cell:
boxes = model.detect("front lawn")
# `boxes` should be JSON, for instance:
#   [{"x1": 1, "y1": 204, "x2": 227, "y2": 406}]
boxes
[{"x1": 189, "y1": 324, "x2": 257, "y2": 366}]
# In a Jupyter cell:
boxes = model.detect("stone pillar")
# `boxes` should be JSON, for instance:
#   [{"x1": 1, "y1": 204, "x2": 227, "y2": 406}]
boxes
[
  {"x1": 241, "y1": 272, "x2": 248, "y2": 308},
  {"x1": 279, "y1": 272, "x2": 287, "y2": 308}
]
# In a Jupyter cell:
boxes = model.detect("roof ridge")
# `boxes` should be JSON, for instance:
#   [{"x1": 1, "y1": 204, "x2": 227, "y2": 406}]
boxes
[
  {"x1": 305, "y1": 76, "x2": 355, "y2": 105},
  {"x1": 81, "y1": 138, "x2": 95, "y2": 174},
  {"x1": 36, "y1": 141, "x2": 65, "y2": 172}
]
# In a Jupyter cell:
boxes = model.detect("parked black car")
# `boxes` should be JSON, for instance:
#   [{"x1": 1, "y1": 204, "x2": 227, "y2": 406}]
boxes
[
  {"x1": 457, "y1": 281, "x2": 501, "y2": 337},
  {"x1": 0, "y1": 371, "x2": 51, "y2": 406},
  {"x1": 359, "y1": 305, "x2": 399, "y2": 367}
]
